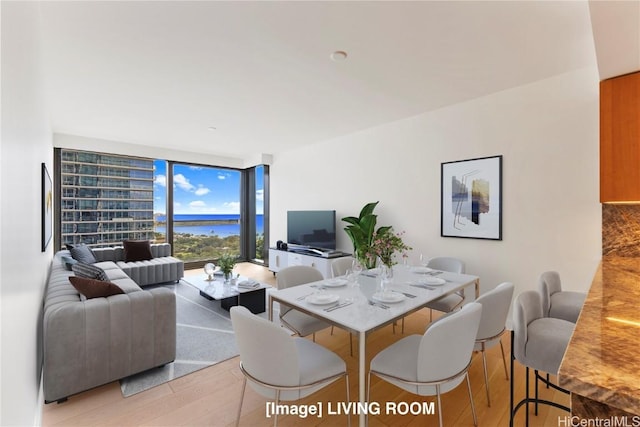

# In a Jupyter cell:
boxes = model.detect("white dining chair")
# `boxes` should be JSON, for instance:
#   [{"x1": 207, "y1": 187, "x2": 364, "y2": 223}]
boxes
[
  {"x1": 424, "y1": 256, "x2": 466, "y2": 322},
  {"x1": 276, "y1": 265, "x2": 331, "y2": 339},
  {"x1": 330, "y1": 256, "x2": 356, "y2": 354},
  {"x1": 473, "y1": 282, "x2": 514, "y2": 406},
  {"x1": 368, "y1": 302, "x2": 482, "y2": 427},
  {"x1": 331, "y1": 256, "x2": 354, "y2": 278},
  {"x1": 230, "y1": 306, "x2": 350, "y2": 427}
]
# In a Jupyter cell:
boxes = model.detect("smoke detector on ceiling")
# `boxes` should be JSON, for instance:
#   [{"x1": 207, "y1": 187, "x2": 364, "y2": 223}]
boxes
[{"x1": 330, "y1": 51, "x2": 348, "y2": 62}]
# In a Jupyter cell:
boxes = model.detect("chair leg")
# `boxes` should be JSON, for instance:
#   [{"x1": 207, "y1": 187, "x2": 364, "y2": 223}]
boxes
[
  {"x1": 274, "y1": 390, "x2": 280, "y2": 427},
  {"x1": 466, "y1": 372, "x2": 478, "y2": 427},
  {"x1": 345, "y1": 375, "x2": 351, "y2": 427},
  {"x1": 236, "y1": 377, "x2": 247, "y2": 427},
  {"x1": 401, "y1": 316, "x2": 405, "y2": 334},
  {"x1": 312, "y1": 332, "x2": 316, "y2": 342},
  {"x1": 509, "y1": 331, "x2": 515, "y2": 427},
  {"x1": 535, "y1": 369, "x2": 539, "y2": 415},
  {"x1": 436, "y1": 384, "x2": 443, "y2": 427},
  {"x1": 349, "y1": 333, "x2": 353, "y2": 357},
  {"x1": 481, "y1": 346, "x2": 491, "y2": 407},
  {"x1": 331, "y1": 326, "x2": 334, "y2": 335},
  {"x1": 500, "y1": 339, "x2": 509, "y2": 380},
  {"x1": 366, "y1": 371, "x2": 372, "y2": 425},
  {"x1": 546, "y1": 373, "x2": 550, "y2": 388},
  {"x1": 525, "y1": 366, "x2": 530, "y2": 427},
  {"x1": 429, "y1": 308, "x2": 434, "y2": 322}
]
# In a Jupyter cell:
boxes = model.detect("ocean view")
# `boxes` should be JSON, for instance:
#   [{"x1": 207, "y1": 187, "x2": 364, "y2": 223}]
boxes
[{"x1": 154, "y1": 214, "x2": 263, "y2": 237}]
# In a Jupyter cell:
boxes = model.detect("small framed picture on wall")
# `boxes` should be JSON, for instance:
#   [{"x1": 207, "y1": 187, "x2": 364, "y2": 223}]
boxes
[
  {"x1": 441, "y1": 155, "x2": 502, "y2": 240},
  {"x1": 42, "y1": 163, "x2": 53, "y2": 251}
]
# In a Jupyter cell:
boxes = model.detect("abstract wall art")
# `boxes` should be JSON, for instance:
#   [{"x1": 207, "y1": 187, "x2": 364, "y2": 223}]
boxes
[{"x1": 441, "y1": 155, "x2": 502, "y2": 240}]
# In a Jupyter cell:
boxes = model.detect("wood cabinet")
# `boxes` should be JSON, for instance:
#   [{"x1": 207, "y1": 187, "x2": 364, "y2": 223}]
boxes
[{"x1": 600, "y1": 71, "x2": 640, "y2": 202}]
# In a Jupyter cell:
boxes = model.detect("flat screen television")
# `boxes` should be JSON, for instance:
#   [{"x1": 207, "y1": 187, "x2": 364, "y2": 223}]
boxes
[{"x1": 287, "y1": 210, "x2": 336, "y2": 251}]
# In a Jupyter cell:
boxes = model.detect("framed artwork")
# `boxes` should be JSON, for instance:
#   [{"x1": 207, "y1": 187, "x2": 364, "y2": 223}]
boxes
[
  {"x1": 42, "y1": 163, "x2": 53, "y2": 251},
  {"x1": 441, "y1": 155, "x2": 502, "y2": 240}
]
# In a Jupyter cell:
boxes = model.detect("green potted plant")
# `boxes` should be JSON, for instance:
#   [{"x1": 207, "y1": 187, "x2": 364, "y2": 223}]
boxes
[
  {"x1": 217, "y1": 252, "x2": 237, "y2": 283},
  {"x1": 342, "y1": 201, "x2": 391, "y2": 269}
]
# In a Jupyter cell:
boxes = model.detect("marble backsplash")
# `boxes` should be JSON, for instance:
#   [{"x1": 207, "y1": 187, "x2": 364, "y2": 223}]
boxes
[{"x1": 602, "y1": 204, "x2": 640, "y2": 256}]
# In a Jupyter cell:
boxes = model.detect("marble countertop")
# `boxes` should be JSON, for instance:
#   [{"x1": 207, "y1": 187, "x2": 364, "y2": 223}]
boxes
[{"x1": 559, "y1": 256, "x2": 640, "y2": 414}]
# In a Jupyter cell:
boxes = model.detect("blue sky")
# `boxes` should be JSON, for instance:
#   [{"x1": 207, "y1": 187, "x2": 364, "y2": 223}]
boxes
[{"x1": 153, "y1": 160, "x2": 264, "y2": 215}]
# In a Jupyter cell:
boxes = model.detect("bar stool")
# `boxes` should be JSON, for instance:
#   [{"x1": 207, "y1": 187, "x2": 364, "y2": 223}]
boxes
[
  {"x1": 510, "y1": 290, "x2": 574, "y2": 426},
  {"x1": 538, "y1": 271, "x2": 585, "y2": 323}
]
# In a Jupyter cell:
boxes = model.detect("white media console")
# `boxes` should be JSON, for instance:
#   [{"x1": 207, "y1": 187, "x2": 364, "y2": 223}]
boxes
[{"x1": 268, "y1": 248, "x2": 352, "y2": 278}]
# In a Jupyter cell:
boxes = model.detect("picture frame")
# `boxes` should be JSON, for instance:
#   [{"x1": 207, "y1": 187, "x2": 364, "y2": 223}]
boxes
[
  {"x1": 42, "y1": 163, "x2": 53, "y2": 251},
  {"x1": 441, "y1": 155, "x2": 502, "y2": 240}
]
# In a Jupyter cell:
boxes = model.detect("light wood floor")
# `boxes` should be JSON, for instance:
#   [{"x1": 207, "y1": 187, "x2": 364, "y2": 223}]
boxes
[{"x1": 42, "y1": 263, "x2": 568, "y2": 426}]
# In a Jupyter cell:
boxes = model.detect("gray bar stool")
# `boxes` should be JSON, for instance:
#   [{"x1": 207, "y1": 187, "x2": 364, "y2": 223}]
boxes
[
  {"x1": 538, "y1": 271, "x2": 586, "y2": 323},
  {"x1": 509, "y1": 290, "x2": 574, "y2": 426}
]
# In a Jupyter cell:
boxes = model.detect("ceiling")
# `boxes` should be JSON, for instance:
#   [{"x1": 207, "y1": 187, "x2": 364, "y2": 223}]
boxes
[{"x1": 39, "y1": 1, "x2": 600, "y2": 161}]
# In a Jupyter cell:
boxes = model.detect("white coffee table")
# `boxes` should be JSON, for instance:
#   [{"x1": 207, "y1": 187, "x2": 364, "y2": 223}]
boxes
[{"x1": 185, "y1": 275, "x2": 269, "y2": 314}]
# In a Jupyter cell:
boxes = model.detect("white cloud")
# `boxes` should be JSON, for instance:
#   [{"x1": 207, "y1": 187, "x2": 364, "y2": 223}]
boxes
[
  {"x1": 194, "y1": 186, "x2": 210, "y2": 196},
  {"x1": 154, "y1": 174, "x2": 166, "y2": 187},
  {"x1": 217, "y1": 174, "x2": 226, "y2": 180},
  {"x1": 174, "y1": 174, "x2": 195, "y2": 192},
  {"x1": 189, "y1": 201, "x2": 206, "y2": 208},
  {"x1": 223, "y1": 201, "x2": 240, "y2": 213},
  {"x1": 256, "y1": 189, "x2": 264, "y2": 201}
]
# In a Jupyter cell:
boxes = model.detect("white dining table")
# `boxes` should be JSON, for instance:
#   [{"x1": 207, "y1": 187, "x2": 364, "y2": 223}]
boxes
[{"x1": 268, "y1": 265, "x2": 480, "y2": 427}]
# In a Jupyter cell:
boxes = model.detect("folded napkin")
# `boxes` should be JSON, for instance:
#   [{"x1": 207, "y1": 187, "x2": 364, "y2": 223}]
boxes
[{"x1": 237, "y1": 280, "x2": 259, "y2": 288}]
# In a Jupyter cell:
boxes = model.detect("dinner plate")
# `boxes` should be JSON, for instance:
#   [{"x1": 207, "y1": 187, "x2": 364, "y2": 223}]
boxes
[
  {"x1": 306, "y1": 293, "x2": 340, "y2": 305},
  {"x1": 411, "y1": 266, "x2": 434, "y2": 274},
  {"x1": 421, "y1": 277, "x2": 446, "y2": 286},
  {"x1": 324, "y1": 278, "x2": 348, "y2": 287},
  {"x1": 372, "y1": 291, "x2": 405, "y2": 304}
]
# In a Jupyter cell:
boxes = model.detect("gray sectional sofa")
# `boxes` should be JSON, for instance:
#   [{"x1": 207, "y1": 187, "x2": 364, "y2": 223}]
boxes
[{"x1": 43, "y1": 243, "x2": 184, "y2": 403}]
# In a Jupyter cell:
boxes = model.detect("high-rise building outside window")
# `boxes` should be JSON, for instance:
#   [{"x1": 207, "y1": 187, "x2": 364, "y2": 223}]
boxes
[{"x1": 59, "y1": 149, "x2": 154, "y2": 247}]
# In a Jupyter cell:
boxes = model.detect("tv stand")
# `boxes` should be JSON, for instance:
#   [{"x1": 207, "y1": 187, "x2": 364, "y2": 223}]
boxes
[{"x1": 268, "y1": 248, "x2": 352, "y2": 278}]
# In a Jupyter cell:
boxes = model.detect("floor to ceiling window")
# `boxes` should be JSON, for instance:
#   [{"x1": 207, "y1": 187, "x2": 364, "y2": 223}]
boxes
[
  {"x1": 56, "y1": 149, "x2": 269, "y2": 268},
  {"x1": 169, "y1": 163, "x2": 242, "y2": 265},
  {"x1": 253, "y1": 165, "x2": 267, "y2": 262}
]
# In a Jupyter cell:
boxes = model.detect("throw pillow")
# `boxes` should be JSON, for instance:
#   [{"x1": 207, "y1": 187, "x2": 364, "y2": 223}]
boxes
[
  {"x1": 72, "y1": 262, "x2": 108, "y2": 281},
  {"x1": 69, "y1": 276, "x2": 124, "y2": 299},
  {"x1": 61, "y1": 255, "x2": 77, "y2": 271},
  {"x1": 69, "y1": 244, "x2": 97, "y2": 264},
  {"x1": 123, "y1": 240, "x2": 153, "y2": 262}
]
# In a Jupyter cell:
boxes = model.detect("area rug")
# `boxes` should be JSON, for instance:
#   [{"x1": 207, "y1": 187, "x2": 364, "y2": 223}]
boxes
[{"x1": 120, "y1": 281, "x2": 239, "y2": 397}]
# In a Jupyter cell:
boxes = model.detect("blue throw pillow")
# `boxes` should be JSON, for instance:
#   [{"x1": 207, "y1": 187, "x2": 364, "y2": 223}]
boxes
[
  {"x1": 69, "y1": 244, "x2": 97, "y2": 264},
  {"x1": 72, "y1": 262, "x2": 108, "y2": 281},
  {"x1": 61, "y1": 255, "x2": 77, "y2": 271}
]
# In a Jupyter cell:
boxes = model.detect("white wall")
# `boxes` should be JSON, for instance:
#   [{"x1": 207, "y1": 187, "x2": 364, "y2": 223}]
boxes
[
  {"x1": 1, "y1": 2, "x2": 53, "y2": 425},
  {"x1": 271, "y1": 66, "x2": 601, "y2": 298}
]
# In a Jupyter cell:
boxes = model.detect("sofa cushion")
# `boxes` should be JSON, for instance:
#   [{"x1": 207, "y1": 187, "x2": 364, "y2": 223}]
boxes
[
  {"x1": 72, "y1": 262, "x2": 108, "y2": 281},
  {"x1": 69, "y1": 244, "x2": 97, "y2": 264},
  {"x1": 68, "y1": 276, "x2": 124, "y2": 299},
  {"x1": 123, "y1": 240, "x2": 153, "y2": 262}
]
